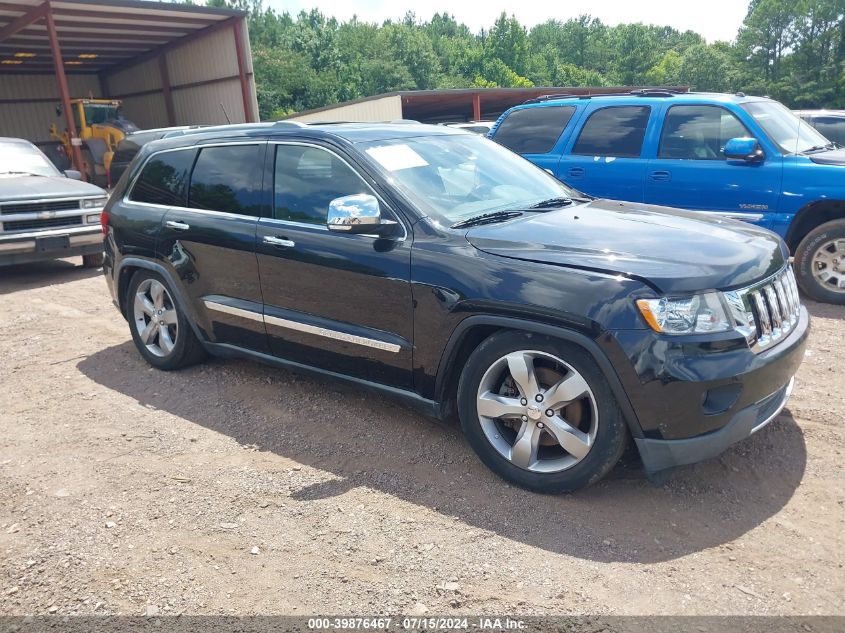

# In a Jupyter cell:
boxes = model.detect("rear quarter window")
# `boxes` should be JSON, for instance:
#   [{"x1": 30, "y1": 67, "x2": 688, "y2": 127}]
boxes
[
  {"x1": 572, "y1": 106, "x2": 651, "y2": 158},
  {"x1": 492, "y1": 106, "x2": 576, "y2": 154},
  {"x1": 129, "y1": 149, "x2": 196, "y2": 206}
]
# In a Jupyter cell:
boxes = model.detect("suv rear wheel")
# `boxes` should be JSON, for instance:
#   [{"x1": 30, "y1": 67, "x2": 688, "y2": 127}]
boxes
[
  {"x1": 795, "y1": 219, "x2": 845, "y2": 304},
  {"x1": 127, "y1": 271, "x2": 206, "y2": 370},
  {"x1": 457, "y1": 331, "x2": 627, "y2": 493}
]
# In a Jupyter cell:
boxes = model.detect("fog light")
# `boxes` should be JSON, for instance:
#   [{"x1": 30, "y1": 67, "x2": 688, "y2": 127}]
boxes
[
  {"x1": 701, "y1": 384, "x2": 742, "y2": 415},
  {"x1": 86, "y1": 213, "x2": 101, "y2": 224}
]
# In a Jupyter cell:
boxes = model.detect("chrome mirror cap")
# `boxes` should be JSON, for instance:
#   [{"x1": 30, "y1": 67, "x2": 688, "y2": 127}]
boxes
[{"x1": 327, "y1": 194, "x2": 384, "y2": 233}]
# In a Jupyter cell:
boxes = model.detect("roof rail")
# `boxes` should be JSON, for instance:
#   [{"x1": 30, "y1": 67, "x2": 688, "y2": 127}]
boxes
[
  {"x1": 630, "y1": 89, "x2": 683, "y2": 97},
  {"x1": 273, "y1": 120, "x2": 308, "y2": 128},
  {"x1": 163, "y1": 122, "x2": 275, "y2": 138},
  {"x1": 522, "y1": 93, "x2": 581, "y2": 104},
  {"x1": 520, "y1": 89, "x2": 689, "y2": 106}
]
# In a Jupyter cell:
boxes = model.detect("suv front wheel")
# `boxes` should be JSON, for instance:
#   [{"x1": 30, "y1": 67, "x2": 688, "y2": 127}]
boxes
[
  {"x1": 457, "y1": 331, "x2": 627, "y2": 493},
  {"x1": 127, "y1": 270, "x2": 206, "y2": 370},
  {"x1": 794, "y1": 219, "x2": 845, "y2": 304}
]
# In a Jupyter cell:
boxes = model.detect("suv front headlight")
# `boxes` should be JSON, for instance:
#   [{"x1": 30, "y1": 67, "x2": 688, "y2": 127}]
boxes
[
  {"x1": 636, "y1": 292, "x2": 732, "y2": 334},
  {"x1": 81, "y1": 197, "x2": 108, "y2": 209}
]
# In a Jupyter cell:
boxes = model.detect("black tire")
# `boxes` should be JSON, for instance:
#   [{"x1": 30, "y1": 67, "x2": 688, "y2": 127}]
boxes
[
  {"x1": 126, "y1": 270, "x2": 207, "y2": 370},
  {"x1": 82, "y1": 252, "x2": 104, "y2": 268},
  {"x1": 80, "y1": 147, "x2": 108, "y2": 189},
  {"x1": 794, "y1": 219, "x2": 845, "y2": 305},
  {"x1": 457, "y1": 330, "x2": 627, "y2": 493}
]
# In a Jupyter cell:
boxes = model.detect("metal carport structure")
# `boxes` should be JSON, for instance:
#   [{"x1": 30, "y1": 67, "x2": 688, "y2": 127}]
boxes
[{"x1": 0, "y1": 0, "x2": 258, "y2": 179}]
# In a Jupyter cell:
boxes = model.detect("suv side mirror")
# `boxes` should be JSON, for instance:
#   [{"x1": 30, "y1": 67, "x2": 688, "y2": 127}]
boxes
[
  {"x1": 724, "y1": 137, "x2": 765, "y2": 162},
  {"x1": 64, "y1": 169, "x2": 82, "y2": 180},
  {"x1": 327, "y1": 194, "x2": 397, "y2": 235}
]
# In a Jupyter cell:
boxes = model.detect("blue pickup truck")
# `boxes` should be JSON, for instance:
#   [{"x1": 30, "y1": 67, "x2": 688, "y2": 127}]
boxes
[{"x1": 488, "y1": 91, "x2": 845, "y2": 304}]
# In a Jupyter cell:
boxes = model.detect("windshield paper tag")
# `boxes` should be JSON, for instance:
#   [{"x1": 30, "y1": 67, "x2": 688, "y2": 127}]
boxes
[{"x1": 366, "y1": 145, "x2": 428, "y2": 171}]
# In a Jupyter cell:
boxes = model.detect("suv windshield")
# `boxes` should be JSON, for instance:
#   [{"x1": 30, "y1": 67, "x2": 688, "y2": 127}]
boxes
[
  {"x1": 742, "y1": 101, "x2": 832, "y2": 154},
  {"x1": 359, "y1": 134, "x2": 576, "y2": 225},
  {"x1": 0, "y1": 141, "x2": 60, "y2": 177}
]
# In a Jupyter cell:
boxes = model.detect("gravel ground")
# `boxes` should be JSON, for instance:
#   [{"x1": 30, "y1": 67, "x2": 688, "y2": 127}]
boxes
[{"x1": 0, "y1": 259, "x2": 843, "y2": 617}]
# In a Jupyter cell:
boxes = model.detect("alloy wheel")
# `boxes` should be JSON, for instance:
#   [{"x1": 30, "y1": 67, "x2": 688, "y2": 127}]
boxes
[
  {"x1": 812, "y1": 238, "x2": 845, "y2": 293},
  {"x1": 476, "y1": 350, "x2": 598, "y2": 473},
  {"x1": 133, "y1": 279, "x2": 179, "y2": 357}
]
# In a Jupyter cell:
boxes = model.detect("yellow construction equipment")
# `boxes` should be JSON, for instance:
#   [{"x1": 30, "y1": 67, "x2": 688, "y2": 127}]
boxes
[{"x1": 50, "y1": 98, "x2": 139, "y2": 187}]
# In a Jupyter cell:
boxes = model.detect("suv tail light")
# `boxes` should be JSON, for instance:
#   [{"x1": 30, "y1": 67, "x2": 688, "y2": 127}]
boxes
[{"x1": 101, "y1": 209, "x2": 110, "y2": 235}]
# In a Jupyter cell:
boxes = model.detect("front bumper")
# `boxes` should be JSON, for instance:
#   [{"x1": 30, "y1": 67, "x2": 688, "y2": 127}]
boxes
[
  {"x1": 635, "y1": 377, "x2": 794, "y2": 473},
  {"x1": 621, "y1": 306, "x2": 809, "y2": 473},
  {"x1": 0, "y1": 225, "x2": 103, "y2": 266}
]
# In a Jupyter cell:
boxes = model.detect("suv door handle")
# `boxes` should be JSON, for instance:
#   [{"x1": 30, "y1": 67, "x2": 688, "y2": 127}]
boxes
[
  {"x1": 567, "y1": 167, "x2": 585, "y2": 178},
  {"x1": 165, "y1": 220, "x2": 190, "y2": 231},
  {"x1": 649, "y1": 170, "x2": 671, "y2": 182},
  {"x1": 263, "y1": 235, "x2": 296, "y2": 248}
]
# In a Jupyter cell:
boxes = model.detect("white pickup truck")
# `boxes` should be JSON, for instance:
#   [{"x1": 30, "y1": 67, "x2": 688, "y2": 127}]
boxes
[{"x1": 0, "y1": 137, "x2": 108, "y2": 268}]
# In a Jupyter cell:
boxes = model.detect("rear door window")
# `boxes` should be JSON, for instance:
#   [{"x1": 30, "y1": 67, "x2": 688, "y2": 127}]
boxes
[
  {"x1": 130, "y1": 149, "x2": 196, "y2": 206},
  {"x1": 188, "y1": 144, "x2": 263, "y2": 216},
  {"x1": 493, "y1": 106, "x2": 576, "y2": 154},
  {"x1": 659, "y1": 105, "x2": 751, "y2": 160},
  {"x1": 572, "y1": 106, "x2": 651, "y2": 157}
]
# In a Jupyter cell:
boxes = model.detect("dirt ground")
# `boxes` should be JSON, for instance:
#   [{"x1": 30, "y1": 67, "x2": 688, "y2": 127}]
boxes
[{"x1": 0, "y1": 258, "x2": 843, "y2": 617}]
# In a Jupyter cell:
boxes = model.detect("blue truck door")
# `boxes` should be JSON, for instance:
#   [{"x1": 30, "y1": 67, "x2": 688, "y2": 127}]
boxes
[
  {"x1": 556, "y1": 104, "x2": 652, "y2": 202},
  {"x1": 644, "y1": 104, "x2": 782, "y2": 228}
]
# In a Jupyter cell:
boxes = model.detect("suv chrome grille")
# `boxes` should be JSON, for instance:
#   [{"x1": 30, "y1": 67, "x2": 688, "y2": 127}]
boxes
[{"x1": 724, "y1": 267, "x2": 801, "y2": 353}]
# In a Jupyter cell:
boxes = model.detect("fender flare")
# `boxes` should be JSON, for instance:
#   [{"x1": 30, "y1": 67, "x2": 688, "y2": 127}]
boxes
[
  {"x1": 115, "y1": 256, "x2": 209, "y2": 345},
  {"x1": 434, "y1": 315, "x2": 644, "y2": 438},
  {"x1": 784, "y1": 199, "x2": 845, "y2": 250}
]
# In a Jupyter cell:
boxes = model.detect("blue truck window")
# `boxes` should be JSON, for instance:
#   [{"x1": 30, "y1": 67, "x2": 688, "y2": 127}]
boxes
[
  {"x1": 659, "y1": 105, "x2": 750, "y2": 160},
  {"x1": 572, "y1": 106, "x2": 650, "y2": 158},
  {"x1": 493, "y1": 106, "x2": 576, "y2": 154}
]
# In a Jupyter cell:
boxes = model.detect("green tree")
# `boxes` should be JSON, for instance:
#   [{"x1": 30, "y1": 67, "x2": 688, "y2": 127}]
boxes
[
  {"x1": 645, "y1": 50, "x2": 683, "y2": 86},
  {"x1": 379, "y1": 22, "x2": 440, "y2": 89},
  {"x1": 200, "y1": 0, "x2": 844, "y2": 117},
  {"x1": 484, "y1": 13, "x2": 530, "y2": 76},
  {"x1": 608, "y1": 24, "x2": 662, "y2": 85},
  {"x1": 679, "y1": 44, "x2": 734, "y2": 92}
]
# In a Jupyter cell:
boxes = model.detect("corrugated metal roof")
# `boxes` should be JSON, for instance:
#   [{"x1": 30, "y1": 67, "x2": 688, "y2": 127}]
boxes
[
  {"x1": 0, "y1": 0, "x2": 244, "y2": 75},
  {"x1": 285, "y1": 87, "x2": 690, "y2": 124}
]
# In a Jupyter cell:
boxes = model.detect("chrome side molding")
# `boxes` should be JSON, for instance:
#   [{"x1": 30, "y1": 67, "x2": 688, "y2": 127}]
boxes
[{"x1": 202, "y1": 299, "x2": 401, "y2": 353}]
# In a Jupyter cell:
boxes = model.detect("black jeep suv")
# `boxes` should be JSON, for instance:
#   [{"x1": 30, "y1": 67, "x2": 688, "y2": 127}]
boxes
[{"x1": 103, "y1": 122, "x2": 809, "y2": 492}]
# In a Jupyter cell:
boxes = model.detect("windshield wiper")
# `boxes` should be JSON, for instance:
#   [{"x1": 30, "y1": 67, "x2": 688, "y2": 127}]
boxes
[
  {"x1": 450, "y1": 210, "x2": 523, "y2": 229},
  {"x1": 802, "y1": 143, "x2": 837, "y2": 154},
  {"x1": 527, "y1": 196, "x2": 573, "y2": 209},
  {"x1": 0, "y1": 171, "x2": 44, "y2": 177}
]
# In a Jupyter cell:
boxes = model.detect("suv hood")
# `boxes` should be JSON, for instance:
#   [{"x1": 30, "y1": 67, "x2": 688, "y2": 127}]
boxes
[
  {"x1": 808, "y1": 148, "x2": 845, "y2": 166},
  {"x1": 465, "y1": 199, "x2": 787, "y2": 294},
  {"x1": 0, "y1": 175, "x2": 106, "y2": 203}
]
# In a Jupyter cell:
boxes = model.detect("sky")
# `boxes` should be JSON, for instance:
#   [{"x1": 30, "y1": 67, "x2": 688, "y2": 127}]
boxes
[{"x1": 266, "y1": 0, "x2": 751, "y2": 43}]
